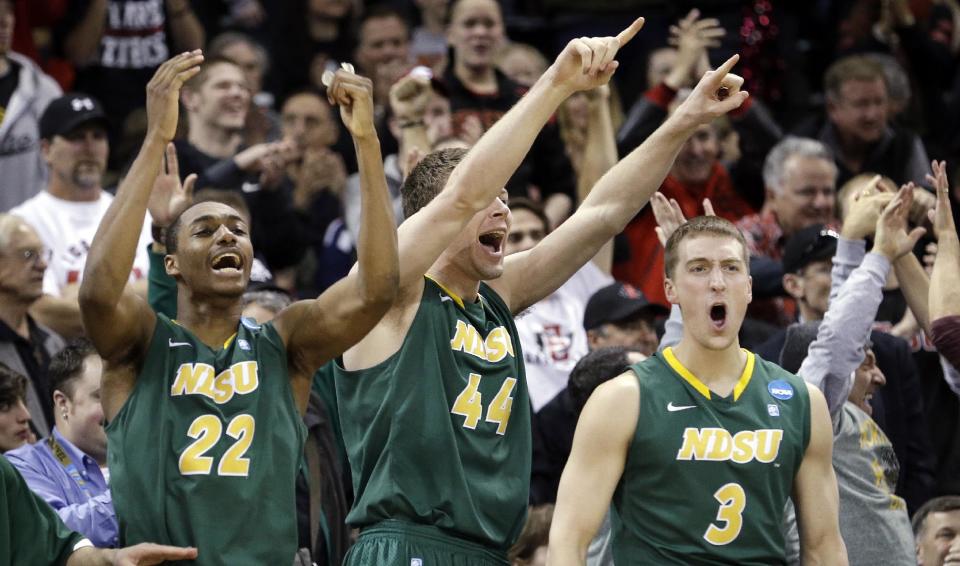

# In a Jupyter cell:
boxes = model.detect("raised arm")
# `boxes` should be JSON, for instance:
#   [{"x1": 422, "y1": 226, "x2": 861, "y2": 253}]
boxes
[
  {"x1": 496, "y1": 54, "x2": 749, "y2": 313},
  {"x1": 274, "y1": 70, "x2": 398, "y2": 381},
  {"x1": 578, "y1": 87, "x2": 618, "y2": 274},
  {"x1": 79, "y1": 52, "x2": 203, "y2": 363},
  {"x1": 792, "y1": 384, "x2": 848, "y2": 566},
  {"x1": 929, "y1": 160, "x2": 960, "y2": 322},
  {"x1": 547, "y1": 372, "x2": 639, "y2": 566},
  {"x1": 394, "y1": 18, "x2": 647, "y2": 293}
]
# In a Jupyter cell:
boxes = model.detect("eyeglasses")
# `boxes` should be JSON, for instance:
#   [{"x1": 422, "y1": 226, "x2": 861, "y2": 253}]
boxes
[{"x1": 2, "y1": 248, "x2": 52, "y2": 265}]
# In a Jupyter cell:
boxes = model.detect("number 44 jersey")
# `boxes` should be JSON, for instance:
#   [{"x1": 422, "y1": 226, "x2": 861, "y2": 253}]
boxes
[
  {"x1": 106, "y1": 314, "x2": 306, "y2": 566},
  {"x1": 612, "y1": 347, "x2": 811, "y2": 566},
  {"x1": 335, "y1": 277, "x2": 531, "y2": 551}
]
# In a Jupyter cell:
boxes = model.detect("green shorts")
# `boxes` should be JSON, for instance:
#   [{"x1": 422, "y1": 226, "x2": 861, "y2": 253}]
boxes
[{"x1": 344, "y1": 520, "x2": 509, "y2": 566}]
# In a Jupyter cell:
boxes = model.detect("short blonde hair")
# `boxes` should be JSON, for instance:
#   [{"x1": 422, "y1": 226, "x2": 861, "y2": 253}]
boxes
[{"x1": 664, "y1": 216, "x2": 749, "y2": 279}]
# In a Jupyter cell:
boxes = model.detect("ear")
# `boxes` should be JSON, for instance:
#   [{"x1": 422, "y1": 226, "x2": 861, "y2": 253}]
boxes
[
  {"x1": 586, "y1": 329, "x2": 601, "y2": 350},
  {"x1": 39, "y1": 139, "x2": 52, "y2": 162},
  {"x1": 746, "y1": 274, "x2": 753, "y2": 305},
  {"x1": 782, "y1": 273, "x2": 803, "y2": 301},
  {"x1": 180, "y1": 89, "x2": 198, "y2": 112},
  {"x1": 164, "y1": 253, "x2": 181, "y2": 279},
  {"x1": 664, "y1": 276, "x2": 678, "y2": 304},
  {"x1": 764, "y1": 187, "x2": 777, "y2": 204},
  {"x1": 52, "y1": 389, "x2": 68, "y2": 411}
]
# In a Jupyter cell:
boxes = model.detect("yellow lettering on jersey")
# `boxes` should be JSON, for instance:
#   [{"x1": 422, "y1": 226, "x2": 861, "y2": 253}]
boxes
[
  {"x1": 450, "y1": 321, "x2": 516, "y2": 362},
  {"x1": 171, "y1": 361, "x2": 260, "y2": 404},
  {"x1": 677, "y1": 428, "x2": 783, "y2": 464}
]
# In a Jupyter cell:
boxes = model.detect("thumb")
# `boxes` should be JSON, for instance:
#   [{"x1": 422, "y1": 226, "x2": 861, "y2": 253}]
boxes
[
  {"x1": 183, "y1": 173, "x2": 197, "y2": 199},
  {"x1": 907, "y1": 226, "x2": 927, "y2": 249},
  {"x1": 655, "y1": 226, "x2": 667, "y2": 247}
]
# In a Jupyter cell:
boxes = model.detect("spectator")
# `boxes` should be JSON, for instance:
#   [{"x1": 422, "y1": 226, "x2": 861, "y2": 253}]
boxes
[
  {"x1": 4, "y1": 340, "x2": 117, "y2": 548},
  {"x1": 354, "y1": 6, "x2": 412, "y2": 113},
  {"x1": 755, "y1": 195, "x2": 935, "y2": 512},
  {"x1": 55, "y1": 0, "x2": 204, "y2": 153},
  {"x1": 0, "y1": 0, "x2": 62, "y2": 213},
  {"x1": 207, "y1": 31, "x2": 280, "y2": 146},
  {"x1": 510, "y1": 198, "x2": 612, "y2": 413},
  {"x1": 411, "y1": 0, "x2": 449, "y2": 71},
  {"x1": 795, "y1": 55, "x2": 929, "y2": 188},
  {"x1": 0, "y1": 214, "x2": 64, "y2": 437},
  {"x1": 497, "y1": 43, "x2": 548, "y2": 88},
  {"x1": 735, "y1": 136, "x2": 839, "y2": 326},
  {"x1": 175, "y1": 58, "x2": 306, "y2": 274},
  {"x1": 11, "y1": 94, "x2": 151, "y2": 339},
  {"x1": 443, "y1": 0, "x2": 576, "y2": 226},
  {"x1": 583, "y1": 283, "x2": 667, "y2": 357},
  {"x1": 913, "y1": 496, "x2": 960, "y2": 566},
  {"x1": 0, "y1": 364, "x2": 30, "y2": 452}
]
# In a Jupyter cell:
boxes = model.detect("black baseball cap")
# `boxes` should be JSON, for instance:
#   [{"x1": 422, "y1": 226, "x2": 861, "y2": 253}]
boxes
[
  {"x1": 583, "y1": 282, "x2": 669, "y2": 331},
  {"x1": 39, "y1": 93, "x2": 109, "y2": 140},
  {"x1": 781, "y1": 224, "x2": 839, "y2": 274}
]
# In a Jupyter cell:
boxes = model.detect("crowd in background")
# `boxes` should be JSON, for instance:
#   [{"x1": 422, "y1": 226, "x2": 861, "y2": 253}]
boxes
[{"x1": 4, "y1": 0, "x2": 960, "y2": 564}]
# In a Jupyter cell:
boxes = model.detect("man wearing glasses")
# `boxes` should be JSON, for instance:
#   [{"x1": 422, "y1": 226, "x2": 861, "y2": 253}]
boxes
[{"x1": 0, "y1": 213, "x2": 63, "y2": 439}]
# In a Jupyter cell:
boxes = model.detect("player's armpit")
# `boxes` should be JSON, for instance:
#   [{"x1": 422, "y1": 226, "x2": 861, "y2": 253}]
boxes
[
  {"x1": 792, "y1": 384, "x2": 848, "y2": 566},
  {"x1": 548, "y1": 372, "x2": 639, "y2": 566}
]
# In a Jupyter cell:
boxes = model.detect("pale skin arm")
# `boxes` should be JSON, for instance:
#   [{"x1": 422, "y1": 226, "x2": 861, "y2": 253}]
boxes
[
  {"x1": 495, "y1": 55, "x2": 749, "y2": 314},
  {"x1": 577, "y1": 87, "x2": 618, "y2": 275},
  {"x1": 273, "y1": 70, "x2": 399, "y2": 388},
  {"x1": 78, "y1": 52, "x2": 203, "y2": 365},
  {"x1": 547, "y1": 372, "x2": 639, "y2": 566},
  {"x1": 928, "y1": 160, "x2": 960, "y2": 321},
  {"x1": 793, "y1": 384, "x2": 848, "y2": 566},
  {"x1": 68, "y1": 543, "x2": 197, "y2": 566}
]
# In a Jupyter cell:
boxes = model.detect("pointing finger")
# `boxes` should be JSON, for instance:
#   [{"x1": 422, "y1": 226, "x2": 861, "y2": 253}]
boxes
[{"x1": 616, "y1": 17, "x2": 645, "y2": 46}]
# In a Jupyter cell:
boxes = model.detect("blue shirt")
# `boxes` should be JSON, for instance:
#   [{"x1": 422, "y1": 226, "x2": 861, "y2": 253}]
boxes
[{"x1": 3, "y1": 428, "x2": 118, "y2": 547}]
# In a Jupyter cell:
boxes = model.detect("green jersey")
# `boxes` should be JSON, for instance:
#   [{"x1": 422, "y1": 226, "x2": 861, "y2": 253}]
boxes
[
  {"x1": 612, "y1": 347, "x2": 811, "y2": 565},
  {"x1": 106, "y1": 314, "x2": 306, "y2": 566},
  {"x1": 335, "y1": 277, "x2": 530, "y2": 551},
  {"x1": 1, "y1": 455, "x2": 84, "y2": 565}
]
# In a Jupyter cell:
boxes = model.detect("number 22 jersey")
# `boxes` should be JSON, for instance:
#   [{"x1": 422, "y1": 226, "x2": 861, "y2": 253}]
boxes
[{"x1": 106, "y1": 314, "x2": 306, "y2": 565}]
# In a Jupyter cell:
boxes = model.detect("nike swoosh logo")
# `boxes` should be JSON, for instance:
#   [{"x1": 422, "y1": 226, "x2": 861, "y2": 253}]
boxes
[
  {"x1": 168, "y1": 339, "x2": 193, "y2": 348},
  {"x1": 667, "y1": 402, "x2": 696, "y2": 412},
  {"x1": 439, "y1": 294, "x2": 453, "y2": 302}
]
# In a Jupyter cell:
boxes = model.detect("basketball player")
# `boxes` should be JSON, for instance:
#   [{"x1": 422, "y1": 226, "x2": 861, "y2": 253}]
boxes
[
  {"x1": 335, "y1": 17, "x2": 751, "y2": 565},
  {"x1": 78, "y1": 52, "x2": 399, "y2": 564},
  {"x1": 548, "y1": 215, "x2": 846, "y2": 564}
]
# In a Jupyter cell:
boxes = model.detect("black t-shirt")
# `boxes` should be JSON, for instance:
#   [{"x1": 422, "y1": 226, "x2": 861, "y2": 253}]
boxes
[
  {"x1": 0, "y1": 317, "x2": 55, "y2": 427},
  {"x1": 0, "y1": 59, "x2": 21, "y2": 124},
  {"x1": 55, "y1": 0, "x2": 172, "y2": 133}
]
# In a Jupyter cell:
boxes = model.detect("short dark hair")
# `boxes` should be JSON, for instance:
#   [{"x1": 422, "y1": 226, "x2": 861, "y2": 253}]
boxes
[
  {"x1": 568, "y1": 346, "x2": 641, "y2": 415},
  {"x1": 913, "y1": 495, "x2": 960, "y2": 535},
  {"x1": 0, "y1": 364, "x2": 26, "y2": 411},
  {"x1": 663, "y1": 215, "x2": 749, "y2": 279},
  {"x1": 165, "y1": 192, "x2": 251, "y2": 253},
  {"x1": 507, "y1": 197, "x2": 550, "y2": 235},
  {"x1": 358, "y1": 5, "x2": 410, "y2": 39},
  {"x1": 400, "y1": 147, "x2": 468, "y2": 218},
  {"x1": 48, "y1": 339, "x2": 97, "y2": 399},
  {"x1": 508, "y1": 504, "x2": 553, "y2": 564}
]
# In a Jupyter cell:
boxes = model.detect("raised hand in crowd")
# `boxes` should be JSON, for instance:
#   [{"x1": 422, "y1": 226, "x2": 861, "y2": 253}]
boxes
[
  {"x1": 839, "y1": 175, "x2": 895, "y2": 241},
  {"x1": 147, "y1": 143, "x2": 196, "y2": 235},
  {"x1": 874, "y1": 184, "x2": 927, "y2": 262},
  {"x1": 665, "y1": 9, "x2": 725, "y2": 90},
  {"x1": 291, "y1": 147, "x2": 348, "y2": 211},
  {"x1": 651, "y1": 192, "x2": 715, "y2": 246}
]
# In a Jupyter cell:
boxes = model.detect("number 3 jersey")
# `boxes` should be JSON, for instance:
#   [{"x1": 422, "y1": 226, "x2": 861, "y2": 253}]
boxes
[
  {"x1": 613, "y1": 347, "x2": 810, "y2": 565},
  {"x1": 106, "y1": 314, "x2": 306, "y2": 566},
  {"x1": 334, "y1": 277, "x2": 531, "y2": 551}
]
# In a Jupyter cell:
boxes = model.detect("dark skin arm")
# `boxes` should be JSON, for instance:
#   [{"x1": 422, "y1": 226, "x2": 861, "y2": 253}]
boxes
[
  {"x1": 272, "y1": 70, "x2": 399, "y2": 408},
  {"x1": 78, "y1": 51, "x2": 204, "y2": 419}
]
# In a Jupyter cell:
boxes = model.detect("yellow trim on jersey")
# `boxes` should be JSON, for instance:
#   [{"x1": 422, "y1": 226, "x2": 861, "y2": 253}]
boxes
[
  {"x1": 425, "y1": 275, "x2": 465, "y2": 309},
  {"x1": 662, "y1": 347, "x2": 755, "y2": 401},
  {"x1": 223, "y1": 333, "x2": 237, "y2": 349},
  {"x1": 169, "y1": 320, "x2": 239, "y2": 351}
]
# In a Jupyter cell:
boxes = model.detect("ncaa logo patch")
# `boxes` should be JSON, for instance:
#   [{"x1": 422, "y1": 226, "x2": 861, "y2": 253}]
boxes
[
  {"x1": 768, "y1": 380, "x2": 794, "y2": 401},
  {"x1": 238, "y1": 339, "x2": 251, "y2": 351},
  {"x1": 767, "y1": 404, "x2": 780, "y2": 417},
  {"x1": 411, "y1": 559, "x2": 423, "y2": 566}
]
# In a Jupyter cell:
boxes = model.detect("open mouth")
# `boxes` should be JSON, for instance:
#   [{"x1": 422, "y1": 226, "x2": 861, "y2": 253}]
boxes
[
  {"x1": 709, "y1": 303, "x2": 727, "y2": 331},
  {"x1": 211, "y1": 252, "x2": 244, "y2": 274},
  {"x1": 478, "y1": 230, "x2": 505, "y2": 256}
]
